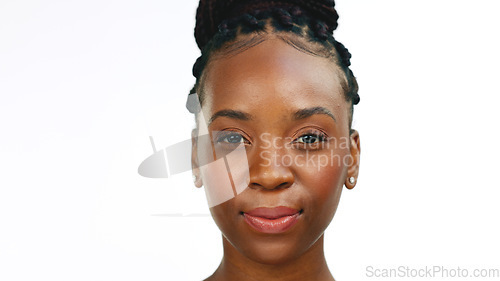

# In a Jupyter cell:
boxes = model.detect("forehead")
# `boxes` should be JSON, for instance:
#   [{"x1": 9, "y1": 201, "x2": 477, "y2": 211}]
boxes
[{"x1": 201, "y1": 37, "x2": 348, "y2": 124}]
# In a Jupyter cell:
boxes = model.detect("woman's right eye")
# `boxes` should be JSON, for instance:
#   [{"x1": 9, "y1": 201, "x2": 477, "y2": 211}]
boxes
[
  {"x1": 222, "y1": 134, "x2": 243, "y2": 144},
  {"x1": 215, "y1": 132, "x2": 249, "y2": 145}
]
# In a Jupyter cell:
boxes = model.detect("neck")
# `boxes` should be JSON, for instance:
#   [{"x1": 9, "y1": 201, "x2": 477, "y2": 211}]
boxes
[{"x1": 205, "y1": 234, "x2": 335, "y2": 281}]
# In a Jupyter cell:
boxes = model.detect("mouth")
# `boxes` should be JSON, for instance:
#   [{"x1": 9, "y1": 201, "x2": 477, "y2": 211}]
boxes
[{"x1": 241, "y1": 206, "x2": 302, "y2": 234}]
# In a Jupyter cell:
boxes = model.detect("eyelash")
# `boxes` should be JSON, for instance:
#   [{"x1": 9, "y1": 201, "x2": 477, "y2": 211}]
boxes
[{"x1": 293, "y1": 129, "x2": 328, "y2": 146}]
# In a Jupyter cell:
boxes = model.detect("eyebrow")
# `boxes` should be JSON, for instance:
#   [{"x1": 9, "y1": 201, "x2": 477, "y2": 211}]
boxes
[
  {"x1": 208, "y1": 106, "x2": 336, "y2": 126},
  {"x1": 208, "y1": 109, "x2": 253, "y2": 126},
  {"x1": 293, "y1": 107, "x2": 336, "y2": 122}
]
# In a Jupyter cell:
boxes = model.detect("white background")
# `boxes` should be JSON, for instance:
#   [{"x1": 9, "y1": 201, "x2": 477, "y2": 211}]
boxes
[{"x1": 1, "y1": 0, "x2": 499, "y2": 280}]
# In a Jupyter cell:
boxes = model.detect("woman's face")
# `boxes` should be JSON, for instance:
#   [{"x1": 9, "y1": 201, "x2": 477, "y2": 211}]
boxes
[{"x1": 192, "y1": 36, "x2": 360, "y2": 264}]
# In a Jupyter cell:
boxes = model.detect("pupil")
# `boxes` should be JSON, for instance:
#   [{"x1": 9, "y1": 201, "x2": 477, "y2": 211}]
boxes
[
  {"x1": 303, "y1": 135, "x2": 317, "y2": 143},
  {"x1": 228, "y1": 135, "x2": 241, "y2": 143}
]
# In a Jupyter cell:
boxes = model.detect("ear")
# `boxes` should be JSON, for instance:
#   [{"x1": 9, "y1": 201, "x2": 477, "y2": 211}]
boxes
[
  {"x1": 191, "y1": 128, "x2": 203, "y2": 188},
  {"x1": 345, "y1": 129, "x2": 360, "y2": 189}
]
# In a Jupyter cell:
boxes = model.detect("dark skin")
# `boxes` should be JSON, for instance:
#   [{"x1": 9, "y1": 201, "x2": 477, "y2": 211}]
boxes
[{"x1": 192, "y1": 35, "x2": 360, "y2": 281}]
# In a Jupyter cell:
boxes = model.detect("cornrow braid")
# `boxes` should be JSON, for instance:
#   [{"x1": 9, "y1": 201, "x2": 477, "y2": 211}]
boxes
[
  {"x1": 188, "y1": 0, "x2": 360, "y2": 127},
  {"x1": 195, "y1": 0, "x2": 339, "y2": 50}
]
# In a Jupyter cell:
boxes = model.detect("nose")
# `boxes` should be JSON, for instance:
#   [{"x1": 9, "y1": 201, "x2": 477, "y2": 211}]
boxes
[{"x1": 248, "y1": 147, "x2": 295, "y2": 190}]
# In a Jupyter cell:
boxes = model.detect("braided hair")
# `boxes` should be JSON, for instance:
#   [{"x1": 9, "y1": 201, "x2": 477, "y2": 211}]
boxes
[{"x1": 187, "y1": 0, "x2": 360, "y2": 128}]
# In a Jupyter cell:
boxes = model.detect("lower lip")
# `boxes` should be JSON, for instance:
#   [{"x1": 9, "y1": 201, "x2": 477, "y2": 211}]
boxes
[{"x1": 243, "y1": 212, "x2": 301, "y2": 234}]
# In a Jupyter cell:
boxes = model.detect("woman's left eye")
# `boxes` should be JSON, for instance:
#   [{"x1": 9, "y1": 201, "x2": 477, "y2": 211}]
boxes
[{"x1": 295, "y1": 133, "x2": 327, "y2": 144}]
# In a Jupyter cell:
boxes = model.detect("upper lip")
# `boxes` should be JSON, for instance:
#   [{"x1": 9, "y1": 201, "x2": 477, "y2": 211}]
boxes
[{"x1": 244, "y1": 206, "x2": 300, "y2": 219}]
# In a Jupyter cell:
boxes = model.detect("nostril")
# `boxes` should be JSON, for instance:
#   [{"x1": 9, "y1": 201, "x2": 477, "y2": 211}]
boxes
[
  {"x1": 248, "y1": 181, "x2": 293, "y2": 191},
  {"x1": 276, "y1": 181, "x2": 293, "y2": 189}
]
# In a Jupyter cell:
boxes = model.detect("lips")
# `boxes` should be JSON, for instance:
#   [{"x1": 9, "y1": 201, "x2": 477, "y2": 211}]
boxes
[{"x1": 243, "y1": 206, "x2": 301, "y2": 234}]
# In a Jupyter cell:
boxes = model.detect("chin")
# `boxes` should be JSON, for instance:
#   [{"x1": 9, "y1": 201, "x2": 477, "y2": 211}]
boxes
[{"x1": 238, "y1": 239, "x2": 305, "y2": 265}]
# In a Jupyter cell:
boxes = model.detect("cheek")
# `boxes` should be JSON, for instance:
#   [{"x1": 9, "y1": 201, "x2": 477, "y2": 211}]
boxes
[
  {"x1": 294, "y1": 148, "x2": 349, "y2": 221},
  {"x1": 315, "y1": 162, "x2": 344, "y2": 214}
]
